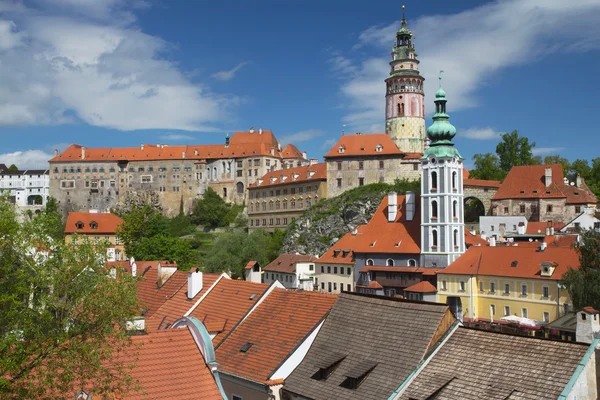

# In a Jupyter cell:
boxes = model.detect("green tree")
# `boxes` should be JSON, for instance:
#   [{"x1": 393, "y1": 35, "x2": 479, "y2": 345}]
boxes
[
  {"x1": 569, "y1": 159, "x2": 592, "y2": 181},
  {"x1": 0, "y1": 199, "x2": 139, "y2": 398},
  {"x1": 7, "y1": 164, "x2": 18, "y2": 171},
  {"x1": 469, "y1": 153, "x2": 505, "y2": 181},
  {"x1": 543, "y1": 155, "x2": 571, "y2": 174},
  {"x1": 495, "y1": 130, "x2": 536, "y2": 174},
  {"x1": 191, "y1": 188, "x2": 232, "y2": 228},
  {"x1": 134, "y1": 234, "x2": 197, "y2": 270},
  {"x1": 562, "y1": 229, "x2": 600, "y2": 311}
]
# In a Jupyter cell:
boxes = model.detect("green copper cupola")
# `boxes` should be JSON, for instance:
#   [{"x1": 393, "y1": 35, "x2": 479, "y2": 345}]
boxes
[{"x1": 422, "y1": 72, "x2": 462, "y2": 159}]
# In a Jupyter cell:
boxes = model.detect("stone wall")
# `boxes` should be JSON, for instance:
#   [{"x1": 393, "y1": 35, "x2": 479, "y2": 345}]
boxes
[
  {"x1": 463, "y1": 185, "x2": 497, "y2": 215},
  {"x1": 491, "y1": 197, "x2": 581, "y2": 224}
]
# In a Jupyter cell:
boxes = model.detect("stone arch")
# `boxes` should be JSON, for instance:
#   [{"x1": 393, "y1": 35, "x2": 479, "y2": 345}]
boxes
[
  {"x1": 27, "y1": 195, "x2": 43, "y2": 205},
  {"x1": 464, "y1": 196, "x2": 486, "y2": 226}
]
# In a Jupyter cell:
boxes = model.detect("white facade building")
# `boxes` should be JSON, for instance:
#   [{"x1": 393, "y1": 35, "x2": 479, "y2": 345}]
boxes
[{"x1": 0, "y1": 165, "x2": 50, "y2": 212}]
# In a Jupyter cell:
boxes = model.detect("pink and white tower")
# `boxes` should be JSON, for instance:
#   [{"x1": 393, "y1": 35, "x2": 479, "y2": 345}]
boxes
[{"x1": 385, "y1": 5, "x2": 425, "y2": 154}]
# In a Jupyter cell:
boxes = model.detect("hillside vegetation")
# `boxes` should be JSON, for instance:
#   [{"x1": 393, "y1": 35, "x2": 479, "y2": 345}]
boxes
[{"x1": 282, "y1": 179, "x2": 420, "y2": 256}]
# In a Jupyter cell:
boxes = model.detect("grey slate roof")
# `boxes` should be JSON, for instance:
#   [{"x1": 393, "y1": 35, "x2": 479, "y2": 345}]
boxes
[
  {"x1": 398, "y1": 327, "x2": 590, "y2": 400},
  {"x1": 283, "y1": 293, "x2": 451, "y2": 400}
]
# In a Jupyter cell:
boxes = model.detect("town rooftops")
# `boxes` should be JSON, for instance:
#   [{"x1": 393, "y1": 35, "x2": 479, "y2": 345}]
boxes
[
  {"x1": 215, "y1": 288, "x2": 337, "y2": 384},
  {"x1": 0, "y1": 167, "x2": 48, "y2": 176},
  {"x1": 283, "y1": 293, "x2": 454, "y2": 400},
  {"x1": 492, "y1": 164, "x2": 597, "y2": 204},
  {"x1": 281, "y1": 143, "x2": 305, "y2": 159},
  {"x1": 404, "y1": 280, "x2": 437, "y2": 293},
  {"x1": 525, "y1": 221, "x2": 565, "y2": 235},
  {"x1": 187, "y1": 278, "x2": 270, "y2": 345},
  {"x1": 131, "y1": 262, "x2": 184, "y2": 319},
  {"x1": 263, "y1": 253, "x2": 318, "y2": 274},
  {"x1": 249, "y1": 162, "x2": 326, "y2": 189},
  {"x1": 324, "y1": 133, "x2": 403, "y2": 158},
  {"x1": 396, "y1": 327, "x2": 590, "y2": 400},
  {"x1": 64, "y1": 212, "x2": 124, "y2": 234},
  {"x1": 438, "y1": 245, "x2": 579, "y2": 280}
]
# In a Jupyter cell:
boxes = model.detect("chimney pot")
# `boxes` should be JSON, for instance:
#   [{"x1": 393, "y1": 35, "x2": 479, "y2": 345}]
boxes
[
  {"x1": 188, "y1": 269, "x2": 203, "y2": 299},
  {"x1": 544, "y1": 167, "x2": 552, "y2": 187},
  {"x1": 54, "y1": 149, "x2": 58, "y2": 157},
  {"x1": 387, "y1": 192, "x2": 398, "y2": 222},
  {"x1": 489, "y1": 236, "x2": 496, "y2": 247},
  {"x1": 405, "y1": 191, "x2": 415, "y2": 221},
  {"x1": 249, "y1": 127, "x2": 254, "y2": 133},
  {"x1": 259, "y1": 126, "x2": 263, "y2": 134},
  {"x1": 140, "y1": 144, "x2": 144, "y2": 151},
  {"x1": 81, "y1": 146, "x2": 86, "y2": 160}
]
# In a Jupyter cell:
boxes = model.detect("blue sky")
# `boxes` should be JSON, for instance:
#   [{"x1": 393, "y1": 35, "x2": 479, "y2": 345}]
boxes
[{"x1": 1, "y1": 0, "x2": 600, "y2": 169}]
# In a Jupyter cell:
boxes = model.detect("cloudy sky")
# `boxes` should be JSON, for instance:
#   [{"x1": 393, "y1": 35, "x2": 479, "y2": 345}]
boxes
[{"x1": 1, "y1": 0, "x2": 599, "y2": 168}]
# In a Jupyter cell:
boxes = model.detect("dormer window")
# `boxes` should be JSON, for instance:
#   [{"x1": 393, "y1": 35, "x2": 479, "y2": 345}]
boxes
[
  {"x1": 90, "y1": 221, "x2": 98, "y2": 230},
  {"x1": 311, "y1": 353, "x2": 345, "y2": 381},
  {"x1": 292, "y1": 173, "x2": 299, "y2": 181},
  {"x1": 338, "y1": 145, "x2": 345, "y2": 154},
  {"x1": 340, "y1": 360, "x2": 378, "y2": 390},
  {"x1": 540, "y1": 261, "x2": 555, "y2": 277},
  {"x1": 75, "y1": 221, "x2": 84, "y2": 229},
  {"x1": 375, "y1": 144, "x2": 383, "y2": 152}
]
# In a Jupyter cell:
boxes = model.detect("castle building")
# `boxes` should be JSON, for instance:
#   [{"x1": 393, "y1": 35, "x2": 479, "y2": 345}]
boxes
[
  {"x1": 0, "y1": 164, "x2": 50, "y2": 212},
  {"x1": 48, "y1": 129, "x2": 308, "y2": 216},
  {"x1": 420, "y1": 79, "x2": 465, "y2": 269},
  {"x1": 385, "y1": 6, "x2": 426, "y2": 154}
]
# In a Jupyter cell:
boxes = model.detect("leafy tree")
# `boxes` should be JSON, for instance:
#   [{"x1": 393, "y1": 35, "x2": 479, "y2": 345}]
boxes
[
  {"x1": 0, "y1": 199, "x2": 139, "y2": 398},
  {"x1": 569, "y1": 159, "x2": 592, "y2": 181},
  {"x1": 543, "y1": 155, "x2": 571, "y2": 174},
  {"x1": 469, "y1": 153, "x2": 505, "y2": 181},
  {"x1": 133, "y1": 234, "x2": 198, "y2": 270},
  {"x1": 7, "y1": 164, "x2": 18, "y2": 171},
  {"x1": 495, "y1": 130, "x2": 536, "y2": 174},
  {"x1": 563, "y1": 229, "x2": 600, "y2": 311},
  {"x1": 191, "y1": 188, "x2": 241, "y2": 228}
]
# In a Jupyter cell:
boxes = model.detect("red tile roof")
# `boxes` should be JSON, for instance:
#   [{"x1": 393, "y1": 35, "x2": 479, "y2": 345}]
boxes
[
  {"x1": 263, "y1": 254, "x2": 318, "y2": 274},
  {"x1": 65, "y1": 212, "x2": 123, "y2": 234},
  {"x1": 583, "y1": 306, "x2": 599, "y2": 314},
  {"x1": 439, "y1": 246, "x2": 579, "y2": 280},
  {"x1": 249, "y1": 163, "x2": 326, "y2": 189},
  {"x1": 463, "y1": 168, "x2": 470, "y2": 180},
  {"x1": 229, "y1": 129, "x2": 279, "y2": 147},
  {"x1": 463, "y1": 178, "x2": 501, "y2": 188},
  {"x1": 404, "y1": 281, "x2": 437, "y2": 293},
  {"x1": 492, "y1": 164, "x2": 597, "y2": 204},
  {"x1": 135, "y1": 265, "x2": 189, "y2": 319},
  {"x1": 281, "y1": 143, "x2": 305, "y2": 159},
  {"x1": 464, "y1": 229, "x2": 488, "y2": 247},
  {"x1": 215, "y1": 289, "x2": 337, "y2": 383},
  {"x1": 188, "y1": 279, "x2": 270, "y2": 344},
  {"x1": 123, "y1": 328, "x2": 223, "y2": 399},
  {"x1": 145, "y1": 272, "x2": 224, "y2": 331},
  {"x1": 323, "y1": 133, "x2": 402, "y2": 158},
  {"x1": 403, "y1": 153, "x2": 423, "y2": 160},
  {"x1": 244, "y1": 261, "x2": 258, "y2": 270},
  {"x1": 525, "y1": 221, "x2": 565, "y2": 235}
]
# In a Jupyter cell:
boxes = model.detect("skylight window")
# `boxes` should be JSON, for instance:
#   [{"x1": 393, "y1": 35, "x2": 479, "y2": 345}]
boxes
[
  {"x1": 340, "y1": 359, "x2": 378, "y2": 390},
  {"x1": 311, "y1": 353, "x2": 346, "y2": 381},
  {"x1": 240, "y1": 342, "x2": 253, "y2": 353}
]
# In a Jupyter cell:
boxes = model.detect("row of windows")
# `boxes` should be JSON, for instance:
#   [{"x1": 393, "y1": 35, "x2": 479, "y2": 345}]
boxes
[
  {"x1": 250, "y1": 185, "x2": 318, "y2": 199},
  {"x1": 430, "y1": 200, "x2": 460, "y2": 220},
  {"x1": 251, "y1": 217, "x2": 295, "y2": 227},
  {"x1": 320, "y1": 281, "x2": 352, "y2": 293},
  {"x1": 72, "y1": 236, "x2": 119, "y2": 245},
  {"x1": 488, "y1": 304, "x2": 550, "y2": 323},
  {"x1": 429, "y1": 170, "x2": 459, "y2": 192},
  {"x1": 249, "y1": 197, "x2": 316, "y2": 212},
  {"x1": 429, "y1": 229, "x2": 461, "y2": 250},
  {"x1": 336, "y1": 160, "x2": 388, "y2": 170},
  {"x1": 320, "y1": 266, "x2": 352, "y2": 275},
  {"x1": 365, "y1": 259, "x2": 417, "y2": 267},
  {"x1": 441, "y1": 280, "x2": 550, "y2": 299}
]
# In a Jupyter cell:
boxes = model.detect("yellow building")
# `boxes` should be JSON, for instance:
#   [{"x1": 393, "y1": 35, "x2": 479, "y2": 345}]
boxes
[
  {"x1": 436, "y1": 242, "x2": 578, "y2": 324},
  {"x1": 65, "y1": 211, "x2": 126, "y2": 261}
]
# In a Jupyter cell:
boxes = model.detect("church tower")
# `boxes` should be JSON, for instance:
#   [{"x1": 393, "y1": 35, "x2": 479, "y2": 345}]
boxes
[
  {"x1": 420, "y1": 75, "x2": 464, "y2": 269},
  {"x1": 385, "y1": 5, "x2": 425, "y2": 154}
]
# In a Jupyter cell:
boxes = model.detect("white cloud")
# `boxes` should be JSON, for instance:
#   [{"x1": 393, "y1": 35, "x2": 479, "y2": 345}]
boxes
[
  {"x1": 159, "y1": 133, "x2": 194, "y2": 141},
  {"x1": 533, "y1": 147, "x2": 565, "y2": 156},
  {"x1": 321, "y1": 138, "x2": 337, "y2": 150},
  {"x1": 0, "y1": 2, "x2": 237, "y2": 131},
  {"x1": 336, "y1": 0, "x2": 600, "y2": 132},
  {"x1": 461, "y1": 127, "x2": 501, "y2": 140},
  {"x1": 0, "y1": 150, "x2": 53, "y2": 169},
  {"x1": 279, "y1": 129, "x2": 323, "y2": 145},
  {"x1": 211, "y1": 61, "x2": 251, "y2": 81}
]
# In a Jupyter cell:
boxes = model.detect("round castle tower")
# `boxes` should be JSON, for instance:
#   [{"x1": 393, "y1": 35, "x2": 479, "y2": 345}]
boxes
[{"x1": 385, "y1": 6, "x2": 426, "y2": 155}]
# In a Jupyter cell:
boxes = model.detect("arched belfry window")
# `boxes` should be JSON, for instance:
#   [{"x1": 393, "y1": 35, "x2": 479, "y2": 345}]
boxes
[
  {"x1": 454, "y1": 229, "x2": 459, "y2": 248},
  {"x1": 432, "y1": 230, "x2": 438, "y2": 249},
  {"x1": 431, "y1": 200, "x2": 438, "y2": 219},
  {"x1": 386, "y1": 259, "x2": 394, "y2": 267},
  {"x1": 453, "y1": 200, "x2": 458, "y2": 219},
  {"x1": 367, "y1": 259, "x2": 374, "y2": 266},
  {"x1": 431, "y1": 171, "x2": 438, "y2": 190},
  {"x1": 452, "y1": 171, "x2": 457, "y2": 190}
]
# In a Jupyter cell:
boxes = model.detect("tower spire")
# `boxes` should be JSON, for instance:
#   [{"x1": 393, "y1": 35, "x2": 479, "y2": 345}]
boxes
[
  {"x1": 402, "y1": 5, "x2": 406, "y2": 27},
  {"x1": 422, "y1": 75, "x2": 461, "y2": 159}
]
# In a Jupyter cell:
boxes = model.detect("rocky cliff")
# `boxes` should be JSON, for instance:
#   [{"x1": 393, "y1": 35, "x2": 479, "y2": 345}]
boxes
[{"x1": 282, "y1": 180, "x2": 420, "y2": 256}]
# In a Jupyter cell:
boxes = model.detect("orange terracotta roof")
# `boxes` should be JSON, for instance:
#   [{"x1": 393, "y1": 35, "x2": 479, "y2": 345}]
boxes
[
  {"x1": 359, "y1": 266, "x2": 443, "y2": 276},
  {"x1": 145, "y1": 272, "x2": 224, "y2": 331},
  {"x1": 244, "y1": 261, "x2": 258, "y2": 270},
  {"x1": 188, "y1": 279, "x2": 270, "y2": 344},
  {"x1": 463, "y1": 168, "x2": 470, "y2": 180},
  {"x1": 249, "y1": 163, "x2": 326, "y2": 189},
  {"x1": 464, "y1": 229, "x2": 488, "y2": 247},
  {"x1": 65, "y1": 212, "x2": 123, "y2": 234},
  {"x1": 281, "y1": 143, "x2": 305, "y2": 159},
  {"x1": 229, "y1": 129, "x2": 279, "y2": 147},
  {"x1": 525, "y1": 221, "x2": 565, "y2": 235},
  {"x1": 263, "y1": 254, "x2": 318, "y2": 274},
  {"x1": 404, "y1": 281, "x2": 437, "y2": 293},
  {"x1": 544, "y1": 234, "x2": 577, "y2": 248},
  {"x1": 215, "y1": 289, "x2": 337, "y2": 384},
  {"x1": 134, "y1": 265, "x2": 188, "y2": 319},
  {"x1": 463, "y1": 178, "x2": 500, "y2": 188},
  {"x1": 323, "y1": 133, "x2": 402, "y2": 158},
  {"x1": 439, "y1": 246, "x2": 579, "y2": 280},
  {"x1": 403, "y1": 153, "x2": 423, "y2": 160},
  {"x1": 123, "y1": 328, "x2": 223, "y2": 399},
  {"x1": 583, "y1": 306, "x2": 599, "y2": 314},
  {"x1": 493, "y1": 164, "x2": 597, "y2": 204}
]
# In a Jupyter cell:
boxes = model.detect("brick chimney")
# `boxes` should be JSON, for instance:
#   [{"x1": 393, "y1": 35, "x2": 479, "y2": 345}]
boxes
[{"x1": 544, "y1": 167, "x2": 552, "y2": 187}]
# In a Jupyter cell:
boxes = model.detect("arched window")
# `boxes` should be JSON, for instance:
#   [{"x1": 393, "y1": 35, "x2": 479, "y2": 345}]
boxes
[
  {"x1": 431, "y1": 200, "x2": 438, "y2": 219},
  {"x1": 269, "y1": 201, "x2": 274, "y2": 210},
  {"x1": 386, "y1": 259, "x2": 394, "y2": 267},
  {"x1": 453, "y1": 200, "x2": 458, "y2": 219},
  {"x1": 90, "y1": 221, "x2": 98, "y2": 230},
  {"x1": 236, "y1": 182, "x2": 244, "y2": 194},
  {"x1": 432, "y1": 230, "x2": 438, "y2": 249},
  {"x1": 276, "y1": 200, "x2": 280, "y2": 210},
  {"x1": 223, "y1": 188, "x2": 227, "y2": 198},
  {"x1": 431, "y1": 171, "x2": 438, "y2": 190},
  {"x1": 290, "y1": 198, "x2": 296, "y2": 209},
  {"x1": 367, "y1": 259, "x2": 374, "y2": 266},
  {"x1": 262, "y1": 201, "x2": 266, "y2": 211},
  {"x1": 76, "y1": 221, "x2": 84, "y2": 229},
  {"x1": 408, "y1": 259, "x2": 417, "y2": 267},
  {"x1": 454, "y1": 229, "x2": 459, "y2": 248},
  {"x1": 452, "y1": 171, "x2": 457, "y2": 190},
  {"x1": 283, "y1": 199, "x2": 288, "y2": 209}
]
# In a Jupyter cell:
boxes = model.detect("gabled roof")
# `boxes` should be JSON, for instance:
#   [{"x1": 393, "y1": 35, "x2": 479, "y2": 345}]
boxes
[
  {"x1": 187, "y1": 279, "x2": 270, "y2": 344},
  {"x1": 525, "y1": 221, "x2": 565, "y2": 234},
  {"x1": 263, "y1": 254, "x2": 318, "y2": 274},
  {"x1": 404, "y1": 281, "x2": 437, "y2": 293},
  {"x1": 464, "y1": 228, "x2": 488, "y2": 247},
  {"x1": 134, "y1": 264, "x2": 186, "y2": 319},
  {"x1": 324, "y1": 134, "x2": 402, "y2": 158},
  {"x1": 281, "y1": 143, "x2": 305, "y2": 159},
  {"x1": 438, "y1": 245, "x2": 579, "y2": 280},
  {"x1": 229, "y1": 129, "x2": 279, "y2": 147},
  {"x1": 145, "y1": 272, "x2": 224, "y2": 331},
  {"x1": 249, "y1": 163, "x2": 326, "y2": 189},
  {"x1": 244, "y1": 261, "x2": 258, "y2": 270},
  {"x1": 283, "y1": 293, "x2": 453, "y2": 400},
  {"x1": 215, "y1": 289, "x2": 337, "y2": 384},
  {"x1": 492, "y1": 164, "x2": 597, "y2": 204},
  {"x1": 397, "y1": 327, "x2": 589, "y2": 400},
  {"x1": 64, "y1": 212, "x2": 124, "y2": 234}
]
